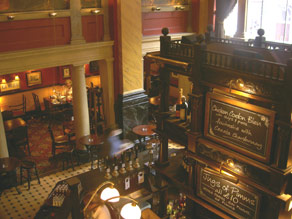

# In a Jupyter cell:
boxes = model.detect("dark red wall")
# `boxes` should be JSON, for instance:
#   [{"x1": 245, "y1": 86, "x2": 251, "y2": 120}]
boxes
[
  {"x1": 0, "y1": 18, "x2": 71, "y2": 52},
  {"x1": 82, "y1": 15, "x2": 104, "y2": 42},
  {"x1": 0, "y1": 15, "x2": 105, "y2": 53},
  {"x1": 142, "y1": 11, "x2": 188, "y2": 36},
  {"x1": 0, "y1": 65, "x2": 98, "y2": 95}
]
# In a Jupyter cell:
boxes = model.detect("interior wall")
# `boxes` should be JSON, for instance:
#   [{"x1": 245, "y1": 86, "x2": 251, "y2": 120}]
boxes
[{"x1": 0, "y1": 75, "x2": 100, "y2": 112}]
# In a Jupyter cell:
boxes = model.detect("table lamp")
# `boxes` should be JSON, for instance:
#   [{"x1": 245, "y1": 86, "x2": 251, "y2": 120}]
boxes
[
  {"x1": 105, "y1": 195, "x2": 141, "y2": 219},
  {"x1": 83, "y1": 181, "x2": 141, "y2": 219},
  {"x1": 83, "y1": 181, "x2": 120, "y2": 213}
]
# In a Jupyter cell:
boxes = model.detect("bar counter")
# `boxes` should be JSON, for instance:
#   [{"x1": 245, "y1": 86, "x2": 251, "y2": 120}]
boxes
[{"x1": 35, "y1": 151, "x2": 153, "y2": 219}]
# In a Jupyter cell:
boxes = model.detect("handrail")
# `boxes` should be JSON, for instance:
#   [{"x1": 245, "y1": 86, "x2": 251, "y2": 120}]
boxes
[{"x1": 202, "y1": 50, "x2": 287, "y2": 81}]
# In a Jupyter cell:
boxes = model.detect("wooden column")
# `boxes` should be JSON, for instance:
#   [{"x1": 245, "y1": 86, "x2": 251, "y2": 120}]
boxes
[
  {"x1": 70, "y1": 0, "x2": 86, "y2": 44},
  {"x1": 71, "y1": 64, "x2": 90, "y2": 149},
  {"x1": 0, "y1": 111, "x2": 9, "y2": 158}
]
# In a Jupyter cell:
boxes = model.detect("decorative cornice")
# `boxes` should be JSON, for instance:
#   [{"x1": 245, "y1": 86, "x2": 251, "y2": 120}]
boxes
[
  {"x1": 0, "y1": 8, "x2": 104, "y2": 22},
  {"x1": 0, "y1": 41, "x2": 114, "y2": 74}
]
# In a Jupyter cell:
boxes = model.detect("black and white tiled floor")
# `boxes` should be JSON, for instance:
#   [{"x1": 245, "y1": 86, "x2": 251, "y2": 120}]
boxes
[
  {"x1": 0, "y1": 162, "x2": 92, "y2": 219},
  {"x1": 0, "y1": 141, "x2": 184, "y2": 219}
]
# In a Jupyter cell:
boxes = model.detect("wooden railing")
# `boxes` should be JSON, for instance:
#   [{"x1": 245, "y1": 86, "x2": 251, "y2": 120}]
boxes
[
  {"x1": 261, "y1": 41, "x2": 292, "y2": 51},
  {"x1": 203, "y1": 50, "x2": 287, "y2": 81},
  {"x1": 167, "y1": 40, "x2": 195, "y2": 62},
  {"x1": 208, "y1": 37, "x2": 292, "y2": 52},
  {"x1": 209, "y1": 37, "x2": 254, "y2": 47}
]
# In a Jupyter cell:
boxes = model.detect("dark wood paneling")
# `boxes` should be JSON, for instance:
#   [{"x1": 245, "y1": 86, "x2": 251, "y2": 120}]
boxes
[
  {"x1": 142, "y1": 11, "x2": 188, "y2": 36},
  {"x1": 0, "y1": 18, "x2": 71, "y2": 52},
  {"x1": 82, "y1": 15, "x2": 104, "y2": 42}
]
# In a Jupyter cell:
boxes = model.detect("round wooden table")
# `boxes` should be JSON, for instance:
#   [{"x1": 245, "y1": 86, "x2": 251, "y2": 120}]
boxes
[
  {"x1": 0, "y1": 157, "x2": 20, "y2": 173},
  {"x1": 79, "y1": 134, "x2": 104, "y2": 147},
  {"x1": 79, "y1": 134, "x2": 105, "y2": 170},
  {"x1": 0, "y1": 157, "x2": 21, "y2": 194},
  {"x1": 132, "y1": 125, "x2": 156, "y2": 138},
  {"x1": 132, "y1": 125, "x2": 157, "y2": 151}
]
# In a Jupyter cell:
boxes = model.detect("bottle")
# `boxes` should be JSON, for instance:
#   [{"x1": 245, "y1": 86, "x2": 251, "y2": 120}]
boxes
[
  {"x1": 180, "y1": 96, "x2": 188, "y2": 122},
  {"x1": 175, "y1": 88, "x2": 183, "y2": 118}
]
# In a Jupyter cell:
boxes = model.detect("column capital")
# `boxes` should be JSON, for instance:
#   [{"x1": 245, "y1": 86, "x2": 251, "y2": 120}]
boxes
[
  {"x1": 72, "y1": 62, "x2": 87, "y2": 67},
  {"x1": 102, "y1": 57, "x2": 114, "y2": 63}
]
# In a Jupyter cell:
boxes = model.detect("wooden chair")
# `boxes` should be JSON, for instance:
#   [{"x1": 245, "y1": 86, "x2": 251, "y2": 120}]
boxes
[
  {"x1": 20, "y1": 157, "x2": 41, "y2": 190},
  {"x1": 2, "y1": 110, "x2": 13, "y2": 121},
  {"x1": 48, "y1": 124, "x2": 75, "y2": 170},
  {"x1": 32, "y1": 93, "x2": 45, "y2": 119},
  {"x1": 9, "y1": 94, "x2": 26, "y2": 120},
  {"x1": 43, "y1": 98, "x2": 65, "y2": 122},
  {"x1": 11, "y1": 125, "x2": 31, "y2": 157},
  {"x1": 48, "y1": 124, "x2": 71, "y2": 156}
]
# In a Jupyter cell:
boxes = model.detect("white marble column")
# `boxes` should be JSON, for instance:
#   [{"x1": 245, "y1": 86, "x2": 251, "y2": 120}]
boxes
[
  {"x1": 0, "y1": 112, "x2": 9, "y2": 158},
  {"x1": 98, "y1": 58, "x2": 115, "y2": 127},
  {"x1": 70, "y1": 0, "x2": 86, "y2": 44},
  {"x1": 71, "y1": 64, "x2": 90, "y2": 149}
]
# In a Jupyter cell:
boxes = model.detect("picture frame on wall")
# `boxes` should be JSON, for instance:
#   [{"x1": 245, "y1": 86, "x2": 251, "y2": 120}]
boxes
[
  {"x1": 27, "y1": 71, "x2": 42, "y2": 86},
  {"x1": 89, "y1": 60, "x2": 99, "y2": 73},
  {"x1": 63, "y1": 67, "x2": 71, "y2": 79},
  {"x1": 0, "y1": 80, "x2": 20, "y2": 92}
]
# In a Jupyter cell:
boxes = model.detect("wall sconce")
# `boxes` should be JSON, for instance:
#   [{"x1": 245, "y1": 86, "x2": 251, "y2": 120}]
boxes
[
  {"x1": 226, "y1": 158, "x2": 235, "y2": 168},
  {"x1": 7, "y1": 15, "x2": 15, "y2": 21},
  {"x1": 151, "y1": 7, "x2": 161, "y2": 11},
  {"x1": 91, "y1": 9, "x2": 101, "y2": 14},
  {"x1": 175, "y1": 6, "x2": 185, "y2": 10},
  {"x1": 49, "y1": 12, "x2": 57, "y2": 17},
  {"x1": 14, "y1": 75, "x2": 20, "y2": 81},
  {"x1": 229, "y1": 78, "x2": 245, "y2": 93},
  {"x1": 218, "y1": 162, "x2": 239, "y2": 184},
  {"x1": 83, "y1": 181, "x2": 141, "y2": 219},
  {"x1": 1, "y1": 79, "x2": 7, "y2": 84}
]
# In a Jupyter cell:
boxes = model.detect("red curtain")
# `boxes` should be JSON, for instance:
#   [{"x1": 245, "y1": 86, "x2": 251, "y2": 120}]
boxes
[{"x1": 215, "y1": 0, "x2": 237, "y2": 38}]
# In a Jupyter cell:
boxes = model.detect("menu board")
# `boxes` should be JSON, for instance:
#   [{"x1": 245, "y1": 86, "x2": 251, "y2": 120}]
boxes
[
  {"x1": 197, "y1": 167, "x2": 260, "y2": 219},
  {"x1": 204, "y1": 92, "x2": 275, "y2": 163}
]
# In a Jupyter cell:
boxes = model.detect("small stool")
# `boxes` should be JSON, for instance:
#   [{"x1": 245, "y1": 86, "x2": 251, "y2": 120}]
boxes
[{"x1": 20, "y1": 159, "x2": 41, "y2": 190}]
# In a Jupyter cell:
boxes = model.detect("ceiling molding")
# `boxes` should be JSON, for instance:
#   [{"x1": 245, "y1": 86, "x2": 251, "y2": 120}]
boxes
[{"x1": 0, "y1": 41, "x2": 114, "y2": 75}]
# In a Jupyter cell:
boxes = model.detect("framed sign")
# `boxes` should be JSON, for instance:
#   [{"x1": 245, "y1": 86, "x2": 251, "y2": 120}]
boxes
[
  {"x1": 204, "y1": 92, "x2": 275, "y2": 163},
  {"x1": 63, "y1": 67, "x2": 71, "y2": 79},
  {"x1": 197, "y1": 166, "x2": 260, "y2": 219},
  {"x1": 27, "y1": 71, "x2": 42, "y2": 86},
  {"x1": 0, "y1": 80, "x2": 20, "y2": 92}
]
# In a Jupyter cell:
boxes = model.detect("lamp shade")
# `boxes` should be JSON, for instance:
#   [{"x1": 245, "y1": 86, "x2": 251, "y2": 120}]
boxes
[
  {"x1": 100, "y1": 187, "x2": 120, "y2": 202},
  {"x1": 120, "y1": 203, "x2": 141, "y2": 219}
]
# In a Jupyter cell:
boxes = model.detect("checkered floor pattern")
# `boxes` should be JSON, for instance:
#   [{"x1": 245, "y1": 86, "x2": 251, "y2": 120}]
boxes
[
  {"x1": 0, "y1": 162, "x2": 92, "y2": 219},
  {"x1": 0, "y1": 140, "x2": 185, "y2": 219}
]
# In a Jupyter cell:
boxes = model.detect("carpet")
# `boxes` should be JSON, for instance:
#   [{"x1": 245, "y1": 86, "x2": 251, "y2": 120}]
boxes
[{"x1": 26, "y1": 118, "x2": 70, "y2": 176}]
